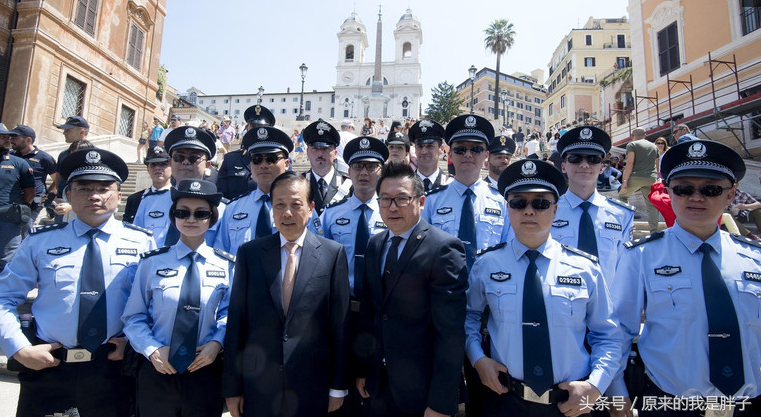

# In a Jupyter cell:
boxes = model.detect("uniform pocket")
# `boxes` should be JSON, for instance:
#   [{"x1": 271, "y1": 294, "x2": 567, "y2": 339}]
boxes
[
  {"x1": 485, "y1": 283, "x2": 518, "y2": 323},
  {"x1": 150, "y1": 276, "x2": 182, "y2": 308},
  {"x1": 648, "y1": 278, "x2": 693, "y2": 319},
  {"x1": 477, "y1": 214, "x2": 506, "y2": 247},
  {"x1": 735, "y1": 281, "x2": 761, "y2": 326},
  {"x1": 431, "y1": 214, "x2": 456, "y2": 235},
  {"x1": 550, "y1": 285, "x2": 589, "y2": 327}
]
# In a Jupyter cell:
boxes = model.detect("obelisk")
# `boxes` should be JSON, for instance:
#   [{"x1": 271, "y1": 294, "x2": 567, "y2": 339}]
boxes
[{"x1": 368, "y1": 5, "x2": 386, "y2": 117}]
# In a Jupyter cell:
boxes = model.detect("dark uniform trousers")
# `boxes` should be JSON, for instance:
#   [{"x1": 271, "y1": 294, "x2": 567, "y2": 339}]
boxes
[
  {"x1": 16, "y1": 343, "x2": 131, "y2": 417},
  {"x1": 638, "y1": 376, "x2": 761, "y2": 417},
  {"x1": 484, "y1": 389, "x2": 590, "y2": 417},
  {"x1": 370, "y1": 366, "x2": 425, "y2": 417},
  {"x1": 137, "y1": 355, "x2": 224, "y2": 417}
]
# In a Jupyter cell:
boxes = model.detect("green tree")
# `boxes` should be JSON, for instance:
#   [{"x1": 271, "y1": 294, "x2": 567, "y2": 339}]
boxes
[
  {"x1": 484, "y1": 19, "x2": 516, "y2": 121},
  {"x1": 156, "y1": 64, "x2": 167, "y2": 101},
  {"x1": 425, "y1": 82, "x2": 464, "y2": 124}
]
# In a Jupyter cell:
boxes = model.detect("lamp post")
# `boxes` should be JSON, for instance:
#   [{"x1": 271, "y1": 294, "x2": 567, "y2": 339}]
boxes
[
  {"x1": 468, "y1": 65, "x2": 477, "y2": 115},
  {"x1": 297, "y1": 63, "x2": 308, "y2": 121},
  {"x1": 500, "y1": 90, "x2": 507, "y2": 128},
  {"x1": 257, "y1": 86, "x2": 264, "y2": 105}
]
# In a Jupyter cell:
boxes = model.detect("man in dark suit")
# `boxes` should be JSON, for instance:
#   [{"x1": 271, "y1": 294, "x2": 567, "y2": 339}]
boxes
[
  {"x1": 356, "y1": 162, "x2": 468, "y2": 417},
  {"x1": 222, "y1": 171, "x2": 350, "y2": 417}
]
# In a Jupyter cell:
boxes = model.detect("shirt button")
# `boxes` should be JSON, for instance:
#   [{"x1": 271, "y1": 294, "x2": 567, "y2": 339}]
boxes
[
  {"x1": 283, "y1": 334, "x2": 289, "y2": 342},
  {"x1": 382, "y1": 315, "x2": 389, "y2": 321},
  {"x1": 278, "y1": 365, "x2": 284, "y2": 371},
  {"x1": 668, "y1": 286, "x2": 673, "y2": 291},
  {"x1": 497, "y1": 290, "x2": 501, "y2": 294}
]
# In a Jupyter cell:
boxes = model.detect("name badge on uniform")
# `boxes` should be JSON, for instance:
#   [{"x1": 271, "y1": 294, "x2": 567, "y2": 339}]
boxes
[
  {"x1": 437, "y1": 207, "x2": 453, "y2": 215},
  {"x1": 654, "y1": 266, "x2": 682, "y2": 276},
  {"x1": 490, "y1": 272, "x2": 511, "y2": 282},
  {"x1": 374, "y1": 221, "x2": 387, "y2": 229},
  {"x1": 557, "y1": 276, "x2": 582, "y2": 286},
  {"x1": 484, "y1": 208, "x2": 501, "y2": 216},
  {"x1": 605, "y1": 222, "x2": 622, "y2": 231},
  {"x1": 336, "y1": 218, "x2": 350, "y2": 226},
  {"x1": 116, "y1": 248, "x2": 138, "y2": 256},
  {"x1": 148, "y1": 211, "x2": 164, "y2": 218},
  {"x1": 233, "y1": 213, "x2": 248, "y2": 220},
  {"x1": 47, "y1": 247, "x2": 71, "y2": 256},
  {"x1": 157, "y1": 268, "x2": 178, "y2": 277},
  {"x1": 744, "y1": 271, "x2": 761, "y2": 282},
  {"x1": 552, "y1": 220, "x2": 569, "y2": 228},
  {"x1": 207, "y1": 270, "x2": 225, "y2": 278}
]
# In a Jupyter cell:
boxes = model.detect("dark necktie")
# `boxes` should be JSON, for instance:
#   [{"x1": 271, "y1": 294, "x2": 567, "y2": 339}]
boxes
[
  {"x1": 170, "y1": 252, "x2": 201, "y2": 374},
  {"x1": 522, "y1": 249, "x2": 554, "y2": 395},
  {"x1": 354, "y1": 204, "x2": 370, "y2": 297},
  {"x1": 423, "y1": 178, "x2": 432, "y2": 192},
  {"x1": 699, "y1": 243, "x2": 744, "y2": 396},
  {"x1": 578, "y1": 201, "x2": 598, "y2": 257},
  {"x1": 318, "y1": 178, "x2": 328, "y2": 202},
  {"x1": 382, "y1": 236, "x2": 403, "y2": 294},
  {"x1": 78, "y1": 229, "x2": 107, "y2": 352},
  {"x1": 459, "y1": 188, "x2": 477, "y2": 271},
  {"x1": 255, "y1": 194, "x2": 272, "y2": 239}
]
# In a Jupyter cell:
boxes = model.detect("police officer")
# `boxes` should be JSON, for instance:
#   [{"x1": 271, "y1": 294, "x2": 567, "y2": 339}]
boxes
[
  {"x1": 47, "y1": 116, "x2": 89, "y2": 203},
  {"x1": 0, "y1": 123, "x2": 34, "y2": 272},
  {"x1": 122, "y1": 146, "x2": 171, "y2": 224},
  {"x1": 484, "y1": 134, "x2": 517, "y2": 189},
  {"x1": 386, "y1": 130, "x2": 411, "y2": 164},
  {"x1": 214, "y1": 126, "x2": 293, "y2": 255},
  {"x1": 609, "y1": 140, "x2": 761, "y2": 417},
  {"x1": 466, "y1": 159, "x2": 623, "y2": 417},
  {"x1": 302, "y1": 120, "x2": 352, "y2": 216},
  {"x1": 552, "y1": 126, "x2": 635, "y2": 283},
  {"x1": 408, "y1": 119, "x2": 451, "y2": 192},
  {"x1": 0, "y1": 148, "x2": 156, "y2": 416},
  {"x1": 8, "y1": 125, "x2": 57, "y2": 228},
  {"x1": 123, "y1": 179, "x2": 234, "y2": 417},
  {"x1": 216, "y1": 105, "x2": 276, "y2": 200}
]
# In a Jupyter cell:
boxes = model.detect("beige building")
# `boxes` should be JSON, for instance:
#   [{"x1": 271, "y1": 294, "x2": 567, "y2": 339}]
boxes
[
  {"x1": 544, "y1": 17, "x2": 632, "y2": 132},
  {"x1": 0, "y1": 0, "x2": 167, "y2": 153},
  {"x1": 456, "y1": 67, "x2": 548, "y2": 134},
  {"x1": 619, "y1": 0, "x2": 761, "y2": 158}
]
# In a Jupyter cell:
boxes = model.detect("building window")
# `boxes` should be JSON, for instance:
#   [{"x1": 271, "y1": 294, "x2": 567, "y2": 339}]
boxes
[
  {"x1": 526, "y1": 105, "x2": 532, "y2": 112},
  {"x1": 403, "y1": 42, "x2": 412, "y2": 58},
  {"x1": 344, "y1": 109, "x2": 349, "y2": 117},
  {"x1": 517, "y1": 114, "x2": 523, "y2": 121},
  {"x1": 567, "y1": 61, "x2": 572, "y2": 71},
  {"x1": 189, "y1": 92, "x2": 197, "y2": 104},
  {"x1": 584, "y1": 57, "x2": 596, "y2": 67},
  {"x1": 517, "y1": 103, "x2": 524, "y2": 109},
  {"x1": 331, "y1": 108, "x2": 335, "y2": 118},
  {"x1": 488, "y1": 107, "x2": 494, "y2": 114},
  {"x1": 62, "y1": 76, "x2": 86, "y2": 119},
  {"x1": 281, "y1": 109, "x2": 287, "y2": 114},
  {"x1": 658, "y1": 22, "x2": 681, "y2": 76},
  {"x1": 199, "y1": 100, "x2": 204, "y2": 104},
  {"x1": 293, "y1": 97, "x2": 298, "y2": 102},
  {"x1": 211, "y1": 99, "x2": 216, "y2": 104},
  {"x1": 223, "y1": 110, "x2": 228, "y2": 115},
  {"x1": 548, "y1": 103, "x2": 553, "y2": 116},
  {"x1": 246, "y1": 98, "x2": 251, "y2": 103},
  {"x1": 235, "y1": 99, "x2": 239, "y2": 103},
  {"x1": 535, "y1": 98, "x2": 542, "y2": 104},
  {"x1": 535, "y1": 108, "x2": 542, "y2": 117},
  {"x1": 126, "y1": 23, "x2": 144, "y2": 70},
  {"x1": 345, "y1": 44, "x2": 354, "y2": 61},
  {"x1": 234, "y1": 109, "x2": 240, "y2": 115},
  {"x1": 567, "y1": 38, "x2": 573, "y2": 51},
  {"x1": 561, "y1": 95, "x2": 566, "y2": 108},
  {"x1": 585, "y1": 34, "x2": 592, "y2": 45},
  {"x1": 118, "y1": 105, "x2": 135, "y2": 137},
  {"x1": 617, "y1": 57, "x2": 631, "y2": 68},
  {"x1": 318, "y1": 107, "x2": 322, "y2": 113},
  {"x1": 224, "y1": 99, "x2": 229, "y2": 104},
  {"x1": 331, "y1": 94, "x2": 335, "y2": 103},
  {"x1": 535, "y1": 120, "x2": 542, "y2": 126},
  {"x1": 270, "y1": 98, "x2": 275, "y2": 103},
  {"x1": 305, "y1": 101, "x2": 311, "y2": 111},
  {"x1": 526, "y1": 117, "x2": 532, "y2": 124},
  {"x1": 742, "y1": 0, "x2": 761, "y2": 35},
  {"x1": 617, "y1": 34, "x2": 626, "y2": 48},
  {"x1": 74, "y1": 0, "x2": 98, "y2": 36},
  {"x1": 293, "y1": 109, "x2": 298, "y2": 114},
  {"x1": 281, "y1": 98, "x2": 286, "y2": 102}
]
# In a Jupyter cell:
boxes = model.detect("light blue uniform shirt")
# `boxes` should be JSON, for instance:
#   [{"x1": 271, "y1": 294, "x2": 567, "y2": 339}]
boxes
[
  {"x1": 422, "y1": 179, "x2": 510, "y2": 249},
  {"x1": 214, "y1": 188, "x2": 275, "y2": 254},
  {"x1": 609, "y1": 223, "x2": 761, "y2": 398},
  {"x1": 551, "y1": 190, "x2": 634, "y2": 284},
  {"x1": 466, "y1": 237, "x2": 623, "y2": 394},
  {"x1": 320, "y1": 195, "x2": 387, "y2": 294},
  {"x1": 0, "y1": 217, "x2": 156, "y2": 356},
  {"x1": 121, "y1": 241, "x2": 234, "y2": 358}
]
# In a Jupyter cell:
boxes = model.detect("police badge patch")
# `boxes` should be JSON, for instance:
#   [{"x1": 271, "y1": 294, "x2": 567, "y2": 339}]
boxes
[
  {"x1": 148, "y1": 211, "x2": 164, "y2": 218},
  {"x1": 47, "y1": 247, "x2": 71, "y2": 256},
  {"x1": 232, "y1": 213, "x2": 248, "y2": 220},
  {"x1": 156, "y1": 268, "x2": 179, "y2": 277},
  {"x1": 490, "y1": 272, "x2": 511, "y2": 282},
  {"x1": 654, "y1": 266, "x2": 682, "y2": 276},
  {"x1": 436, "y1": 207, "x2": 453, "y2": 215},
  {"x1": 552, "y1": 220, "x2": 570, "y2": 228},
  {"x1": 336, "y1": 218, "x2": 350, "y2": 226}
]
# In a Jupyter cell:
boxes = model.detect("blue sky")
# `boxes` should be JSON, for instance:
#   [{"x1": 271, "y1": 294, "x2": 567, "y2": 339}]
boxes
[{"x1": 161, "y1": 0, "x2": 629, "y2": 107}]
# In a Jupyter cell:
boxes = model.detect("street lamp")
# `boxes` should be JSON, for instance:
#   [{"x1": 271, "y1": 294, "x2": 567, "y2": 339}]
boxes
[
  {"x1": 297, "y1": 63, "x2": 308, "y2": 121},
  {"x1": 500, "y1": 90, "x2": 508, "y2": 128},
  {"x1": 468, "y1": 65, "x2": 477, "y2": 115},
  {"x1": 257, "y1": 86, "x2": 264, "y2": 105}
]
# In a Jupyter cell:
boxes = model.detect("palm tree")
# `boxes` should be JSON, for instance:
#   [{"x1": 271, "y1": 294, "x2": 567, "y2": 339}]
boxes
[{"x1": 484, "y1": 19, "x2": 516, "y2": 121}]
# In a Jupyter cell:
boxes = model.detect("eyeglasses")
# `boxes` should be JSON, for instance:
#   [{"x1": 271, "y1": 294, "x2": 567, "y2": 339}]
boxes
[
  {"x1": 171, "y1": 154, "x2": 207, "y2": 164},
  {"x1": 250, "y1": 154, "x2": 286, "y2": 165},
  {"x1": 565, "y1": 154, "x2": 603, "y2": 165},
  {"x1": 670, "y1": 184, "x2": 733, "y2": 198},
  {"x1": 377, "y1": 195, "x2": 420, "y2": 208},
  {"x1": 172, "y1": 209, "x2": 212, "y2": 220},
  {"x1": 350, "y1": 162, "x2": 381, "y2": 172},
  {"x1": 508, "y1": 198, "x2": 555, "y2": 210},
  {"x1": 452, "y1": 146, "x2": 485, "y2": 155}
]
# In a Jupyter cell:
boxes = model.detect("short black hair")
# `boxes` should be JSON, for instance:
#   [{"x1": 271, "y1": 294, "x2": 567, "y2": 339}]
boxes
[
  {"x1": 270, "y1": 171, "x2": 313, "y2": 204},
  {"x1": 376, "y1": 161, "x2": 424, "y2": 196}
]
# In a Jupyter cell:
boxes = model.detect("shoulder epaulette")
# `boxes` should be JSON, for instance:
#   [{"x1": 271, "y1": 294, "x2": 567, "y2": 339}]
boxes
[
  {"x1": 214, "y1": 248, "x2": 236, "y2": 262},
  {"x1": 624, "y1": 231, "x2": 665, "y2": 249},
  {"x1": 425, "y1": 184, "x2": 449, "y2": 196},
  {"x1": 30, "y1": 222, "x2": 68, "y2": 235},
  {"x1": 220, "y1": 197, "x2": 230, "y2": 205},
  {"x1": 227, "y1": 190, "x2": 255, "y2": 204},
  {"x1": 123, "y1": 222, "x2": 153, "y2": 236},
  {"x1": 562, "y1": 244, "x2": 599, "y2": 263},
  {"x1": 731, "y1": 234, "x2": 761, "y2": 250},
  {"x1": 140, "y1": 246, "x2": 170, "y2": 259},
  {"x1": 325, "y1": 195, "x2": 349, "y2": 209},
  {"x1": 477, "y1": 242, "x2": 507, "y2": 256},
  {"x1": 606, "y1": 197, "x2": 636, "y2": 212}
]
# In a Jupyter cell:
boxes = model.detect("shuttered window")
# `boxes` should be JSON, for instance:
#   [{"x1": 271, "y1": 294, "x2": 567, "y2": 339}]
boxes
[
  {"x1": 127, "y1": 23, "x2": 145, "y2": 70},
  {"x1": 74, "y1": 0, "x2": 98, "y2": 37}
]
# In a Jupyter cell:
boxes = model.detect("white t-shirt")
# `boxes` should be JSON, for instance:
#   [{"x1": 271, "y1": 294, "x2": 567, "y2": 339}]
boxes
[{"x1": 524, "y1": 139, "x2": 540, "y2": 156}]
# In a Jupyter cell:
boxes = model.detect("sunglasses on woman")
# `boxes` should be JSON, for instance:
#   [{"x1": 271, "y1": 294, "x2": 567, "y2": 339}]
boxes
[
  {"x1": 670, "y1": 184, "x2": 732, "y2": 197},
  {"x1": 172, "y1": 209, "x2": 213, "y2": 220},
  {"x1": 565, "y1": 154, "x2": 603, "y2": 165},
  {"x1": 507, "y1": 198, "x2": 555, "y2": 210}
]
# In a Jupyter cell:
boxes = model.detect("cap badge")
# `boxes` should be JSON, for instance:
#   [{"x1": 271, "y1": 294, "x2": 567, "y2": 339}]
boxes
[
  {"x1": 190, "y1": 181, "x2": 201, "y2": 191},
  {"x1": 154, "y1": 146, "x2": 165, "y2": 153},
  {"x1": 85, "y1": 151, "x2": 101, "y2": 164},
  {"x1": 257, "y1": 128, "x2": 268, "y2": 140},
  {"x1": 521, "y1": 161, "x2": 537, "y2": 176},
  {"x1": 419, "y1": 120, "x2": 433, "y2": 132},
  {"x1": 316, "y1": 121, "x2": 330, "y2": 135},
  {"x1": 687, "y1": 142, "x2": 707, "y2": 159},
  {"x1": 500, "y1": 136, "x2": 507, "y2": 146},
  {"x1": 359, "y1": 138, "x2": 370, "y2": 149},
  {"x1": 580, "y1": 128, "x2": 593, "y2": 140},
  {"x1": 255, "y1": 105, "x2": 262, "y2": 115},
  {"x1": 184, "y1": 128, "x2": 196, "y2": 138},
  {"x1": 465, "y1": 116, "x2": 477, "y2": 128}
]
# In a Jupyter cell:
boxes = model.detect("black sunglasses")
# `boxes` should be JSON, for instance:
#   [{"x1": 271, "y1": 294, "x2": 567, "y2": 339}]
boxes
[
  {"x1": 452, "y1": 146, "x2": 485, "y2": 155},
  {"x1": 565, "y1": 154, "x2": 603, "y2": 165},
  {"x1": 508, "y1": 198, "x2": 555, "y2": 210},
  {"x1": 250, "y1": 154, "x2": 286, "y2": 165},
  {"x1": 172, "y1": 209, "x2": 212, "y2": 220},
  {"x1": 171, "y1": 154, "x2": 206, "y2": 164},
  {"x1": 670, "y1": 184, "x2": 732, "y2": 198}
]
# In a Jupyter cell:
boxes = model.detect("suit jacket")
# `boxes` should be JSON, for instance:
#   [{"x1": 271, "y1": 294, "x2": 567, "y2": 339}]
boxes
[
  {"x1": 222, "y1": 231, "x2": 350, "y2": 417},
  {"x1": 122, "y1": 188, "x2": 146, "y2": 224},
  {"x1": 358, "y1": 220, "x2": 468, "y2": 415}
]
